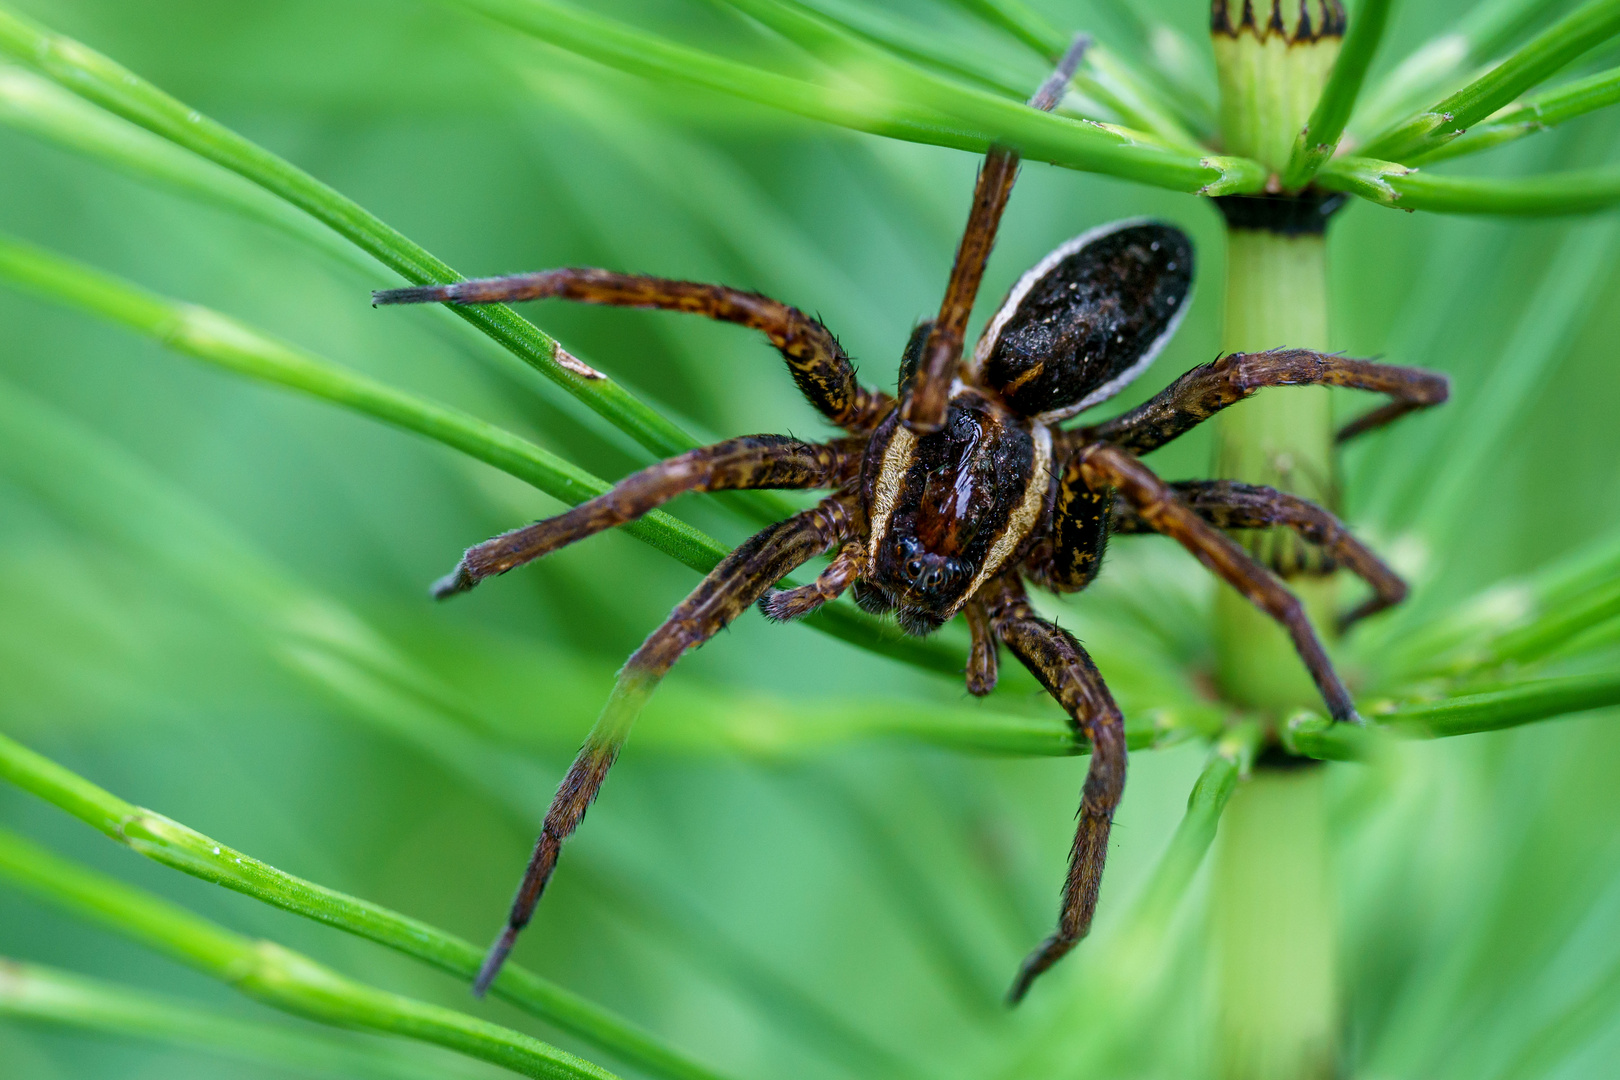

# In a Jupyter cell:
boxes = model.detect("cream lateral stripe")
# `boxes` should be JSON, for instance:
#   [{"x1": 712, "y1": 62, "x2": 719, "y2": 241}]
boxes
[
  {"x1": 957, "y1": 422, "x2": 1052, "y2": 612},
  {"x1": 867, "y1": 423, "x2": 916, "y2": 563}
]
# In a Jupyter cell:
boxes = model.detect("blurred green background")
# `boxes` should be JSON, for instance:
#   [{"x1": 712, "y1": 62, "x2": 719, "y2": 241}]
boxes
[{"x1": 3, "y1": 1, "x2": 1620, "y2": 1077}]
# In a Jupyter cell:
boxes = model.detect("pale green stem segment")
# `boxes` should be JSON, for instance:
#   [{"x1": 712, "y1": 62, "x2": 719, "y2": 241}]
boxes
[
  {"x1": 0, "y1": 829, "x2": 617, "y2": 1080},
  {"x1": 1354, "y1": 0, "x2": 1573, "y2": 136},
  {"x1": 1317, "y1": 155, "x2": 1620, "y2": 214},
  {"x1": 458, "y1": 0, "x2": 1257, "y2": 194},
  {"x1": 0, "y1": 3, "x2": 701, "y2": 462},
  {"x1": 1282, "y1": 0, "x2": 1395, "y2": 189},
  {"x1": 0, "y1": 959, "x2": 484, "y2": 1080},
  {"x1": 1362, "y1": 0, "x2": 1620, "y2": 163},
  {"x1": 1410, "y1": 64, "x2": 1620, "y2": 162},
  {"x1": 0, "y1": 732, "x2": 730, "y2": 1080},
  {"x1": 0, "y1": 230, "x2": 963, "y2": 675}
]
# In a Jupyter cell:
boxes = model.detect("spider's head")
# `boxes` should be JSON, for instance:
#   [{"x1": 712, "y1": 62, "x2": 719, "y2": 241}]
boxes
[{"x1": 859, "y1": 389, "x2": 1053, "y2": 636}]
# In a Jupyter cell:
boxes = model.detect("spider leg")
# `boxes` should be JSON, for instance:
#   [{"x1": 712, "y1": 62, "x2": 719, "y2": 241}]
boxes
[
  {"x1": 977, "y1": 575, "x2": 1124, "y2": 1003},
  {"x1": 435, "y1": 435, "x2": 857, "y2": 597},
  {"x1": 963, "y1": 597, "x2": 999, "y2": 696},
  {"x1": 902, "y1": 34, "x2": 1091, "y2": 433},
  {"x1": 375, "y1": 269, "x2": 891, "y2": 433},
  {"x1": 475, "y1": 495, "x2": 855, "y2": 995},
  {"x1": 1077, "y1": 348, "x2": 1450, "y2": 456},
  {"x1": 1111, "y1": 479, "x2": 1407, "y2": 631},
  {"x1": 758, "y1": 540, "x2": 867, "y2": 621},
  {"x1": 1078, "y1": 443, "x2": 1359, "y2": 723}
]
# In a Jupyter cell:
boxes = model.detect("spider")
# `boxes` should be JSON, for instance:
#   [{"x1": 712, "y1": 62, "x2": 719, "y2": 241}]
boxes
[{"x1": 375, "y1": 38, "x2": 1448, "y2": 1003}]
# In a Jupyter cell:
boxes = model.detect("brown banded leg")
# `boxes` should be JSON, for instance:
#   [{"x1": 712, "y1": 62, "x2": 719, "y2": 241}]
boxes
[
  {"x1": 1110, "y1": 479, "x2": 1407, "y2": 630},
  {"x1": 902, "y1": 33, "x2": 1092, "y2": 433},
  {"x1": 978, "y1": 575, "x2": 1124, "y2": 1003},
  {"x1": 435, "y1": 435, "x2": 857, "y2": 597},
  {"x1": 375, "y1": 270, "x2": 891, "y2": 433},
  {"x1": 963, "y1": 598, "x2": 999, "y2": 696},
  {"x1": 758, "y1": 540, "x2": 868, "y2": 621},
  {"x1": 1078, "y1": 443, "x2": 1359, "y2": 723},
  {"x1": 1076, "y1": 349, "x2": 1450, "y2": 456},
  {"x1": 475, "y1": 495, "x2": 855, "y2": 995}
]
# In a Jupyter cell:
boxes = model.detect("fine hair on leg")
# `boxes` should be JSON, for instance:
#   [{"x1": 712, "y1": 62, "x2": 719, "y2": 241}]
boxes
[
  {"x1": 1110, "y1": 479, "x2": 1407, "y2": 630},
  {"x1": 375, "y1": 269, "x2": 892, "y2": 432},
  {"x1": 759, "y1": 540, "x2": 868, "y2": 621},
  {"x1": 978, "y1": 574, "x2": 1125, "y2": 1003},
  {"x1": 902, "y1": 33, "x2": 1092, "y2": 433},
  {"x1": 435, "y1": 435, "x2": 857, "y2": 597},
  {"x1": 473, "y1": 496, "x2": 856, "y2": 995},
  {"x1": 1076, "y1": 348, "x2": 1450, "y2": 456},
  {"x1": 1078, "y1": 443, "x2": 1359, "y2": 723}
]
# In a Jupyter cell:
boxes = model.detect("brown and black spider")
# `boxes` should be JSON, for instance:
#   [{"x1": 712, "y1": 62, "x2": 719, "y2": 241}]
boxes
[{"x1": 375, "y1": 39, "x2": 1448, "y2": 1003}]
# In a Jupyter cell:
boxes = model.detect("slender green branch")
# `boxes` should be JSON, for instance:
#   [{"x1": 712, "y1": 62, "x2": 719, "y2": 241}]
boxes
[
  {"x1": 460, "y1": 0, "x2": 1248, "y2": 193},
  {"x1": 0, "y1": 3, "x2": 700, "y2": 462},
  {"x1": 1316, "y1": 155, "x2": 1620, "y2": 214},
  {"x1": 1283, "y1": 0, "x2": 1395, "y2": 188},
  {"x1": 0, "y1": 960, "x2": 479, "y2": 1080},
  {"x1": 0, "y1": 732, "x2": 733, "y2": 1080},
  {"x1": 935, "y1": 0, "x2": 1062, "y2": 57},
  {"x1": 0, "y1": 829, "x2": 616, "y2": 1080},
  {"x1": 1412, "y1": 64, "x2": 1620, "y2": 162},
  {"x1": 1362, "y1": 0, "x2": 1620, "y2": 162}
]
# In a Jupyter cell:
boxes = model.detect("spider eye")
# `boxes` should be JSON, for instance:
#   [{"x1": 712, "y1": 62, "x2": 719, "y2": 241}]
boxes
[
  {"x1": 922, "y1": 566, "x2": 945, "y2": 590},
  {"x1": 906, "y1": 558, "x2": 925, "y2": 580}
]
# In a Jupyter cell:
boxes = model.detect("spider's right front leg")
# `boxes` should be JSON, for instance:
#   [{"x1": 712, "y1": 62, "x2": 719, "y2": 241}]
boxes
[{"x1": 435, "y1": 434, "x2": 858, "y2": 596}]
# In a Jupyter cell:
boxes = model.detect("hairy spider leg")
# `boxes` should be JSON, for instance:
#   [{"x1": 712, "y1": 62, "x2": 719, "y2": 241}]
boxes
[
  {"x1": 474, "y1": 496, "x2": 857, "y2": 996},
  {"x1": 1078, "y1": 347, "x2": 1450, "y2": 456},
  {"x1": 902, "y1": 33, "x2": 1093, "y2": 433},
  {"x1": 374, "y1": 269, "x2": 893, "y2": 434},
  {"x1": 759, "y1": 540, "x2": 868, "y2": 621},
  {"x1": 1110, "y1": 479, "x2": 1407, "y2": 630},
  {"x1": 977, "y1": 574, "x2": 1125, "y2": 1004},
  {"x1": 433, "y1": 435, "x2": 858, "y2": 597},
  {"x1": 963, "y1": 598, "x2": 999, "y2": 697},
  {"x1": 1077, "y1": 443, "x2": 1359, "y2": 722}
]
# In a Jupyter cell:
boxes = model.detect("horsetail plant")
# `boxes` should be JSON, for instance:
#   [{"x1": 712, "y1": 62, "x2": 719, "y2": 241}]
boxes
[{"x1": 3, "y1": 1, "x2": 1620, "y2": 1079}]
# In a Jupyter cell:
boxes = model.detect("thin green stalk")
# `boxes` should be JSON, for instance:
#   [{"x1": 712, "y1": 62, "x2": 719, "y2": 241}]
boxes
[
  {"x1": 1318, "y1": 155, "x2": 1620, "y2": 213},
  {"x1": 0, "y1": 829, "x2": 616, "y2": 1080},
  {"x1": 1283, "y1": 0, "x2": 1395, "y2": 188},
  {"x1": 0, "y1": 960, "x2": 480, "y2": 1080},
  {"x1": 0, "y1": 3, "x2": 697, "y2": 462},
  {"x1": 463, "y1": 0, "x2": 1253, "y2": 194},
  {"x1": 1362, "y1": 0, "x2": 1620, "y2": 162},
  {"x1": 0, "y1": 732, "x2": 733, "y2": 1080},
  {"x1": 0, "y1": 231, "x2": 958, "y2": 672},
  {"x1": 1411, "y1": 64, "x2": 1620, "y2": 162}
]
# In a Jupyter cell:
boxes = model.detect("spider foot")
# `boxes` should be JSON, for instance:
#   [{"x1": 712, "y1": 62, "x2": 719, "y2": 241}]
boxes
[
  {"x1": 431, "y1": 561, "x2": 476, "y2": 599},
  {"x1": 372, "y1": 283, "x2": 461, "y2": 306},
  {"x1": 757, "y1": 584, "x2": 827, "y2": 621}
]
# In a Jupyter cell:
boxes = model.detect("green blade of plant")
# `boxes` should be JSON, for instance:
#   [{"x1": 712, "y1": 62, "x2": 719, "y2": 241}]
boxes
[
  {"x1": 0, "y1": 829, "x2": 616, "y2": 1080},
  {"x1": 1353, "y1": 0, "x2": 1574, "y2": 136},
  {"x1": 0, "y1": 959, "x2": 488, "y2": 1080},
  {"x1": 0, "y1": 230, "x2": 956, "y2": 672},
  {"x1": 460, "y1": 0, "x2": 1249, "y2": 194},
  {"x1": 1362, "y1": 0, "x2": 1620, "y2": 162},
  {"x1": 0, "y1": 732, "x2": 737, "y2": 1080},
  {"x1": 0, "y1": 3, "x2": 702, "y2": 463},
  {"x1": 1412, "y1": 64, "x2": 1620, "y2": 162},
  {"x1": 1316, "y1": 155, "x2": 1620, "y2": 213},
  {"x1": 1282, "y1": 0, "x2": 1396, "y2": 188}
]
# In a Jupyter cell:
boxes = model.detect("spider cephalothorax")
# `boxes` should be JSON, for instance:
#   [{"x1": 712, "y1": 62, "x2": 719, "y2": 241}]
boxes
[{"x1": 375, "y1": 38, "x2": 1448, "y2": 1003}]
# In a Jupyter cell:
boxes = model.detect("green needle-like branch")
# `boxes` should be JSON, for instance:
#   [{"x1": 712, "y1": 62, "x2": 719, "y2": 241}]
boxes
[
  {"x1": 1411, "y1": 63, "x2": 1620, "y2": 162},
  {"x1": 1363, "y1": 0, "x2": 1620, "y2": 162},
  {"x1": 1315, "y1": 155, "x2": 1620, "y2": 214},
  {"x1": 0, "y1": 3, "x2": 699, "y2": 462},
  {"x1": 1283, "y1": 0, "x2": 1395, "y2": 189},
  {"x1": 0, "y1": 828, "x2": 617, "y2": 1080},
  {"x1": 0, "y1": 959, "x2": 481, "y2": 1080},
  {"x1": 0, "y1": 732, "x2": 733, "y2": 1080}
]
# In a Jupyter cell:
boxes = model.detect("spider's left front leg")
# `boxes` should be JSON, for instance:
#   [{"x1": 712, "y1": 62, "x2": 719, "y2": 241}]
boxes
[
  {"x1": 977, "y1": 575, "x2": 1125, "y2": 1003},
  {"x1": 475, "y1": 494, "x2": 856, "y2": 995},
  {"x1": 1078, "y1": 443, "x2": 1358, "y2": 722}
]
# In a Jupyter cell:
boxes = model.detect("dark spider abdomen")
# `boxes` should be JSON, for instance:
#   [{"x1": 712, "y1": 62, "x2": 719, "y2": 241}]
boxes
[{"x1": 976, "y1": 222, "x2": 1193, "y2": 416}]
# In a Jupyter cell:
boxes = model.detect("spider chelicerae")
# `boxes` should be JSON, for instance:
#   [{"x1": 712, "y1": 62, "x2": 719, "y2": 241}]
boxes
[{"x1": 375, "y1": 38, "x2": 1448, "y2": 1003}]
